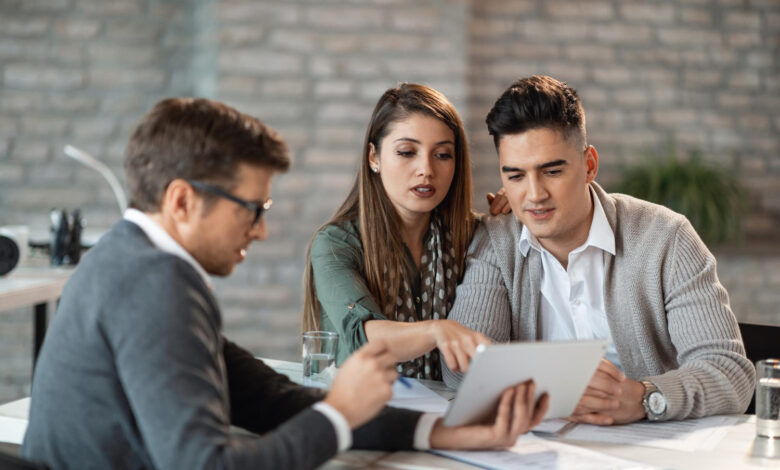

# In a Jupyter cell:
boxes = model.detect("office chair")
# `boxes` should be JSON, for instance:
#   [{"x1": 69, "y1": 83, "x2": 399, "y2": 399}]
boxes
[
  {"x1": 0, "y1": 449, "x2": 49, "y2": 470},
  {"x1": 738, "y1": 322, "x2": 780, "y2": 415}
]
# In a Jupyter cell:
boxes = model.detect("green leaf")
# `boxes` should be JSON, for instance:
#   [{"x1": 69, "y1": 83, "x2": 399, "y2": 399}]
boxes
[{"x1": 615, "y1": 146, "x2": 743, "y2": 245}]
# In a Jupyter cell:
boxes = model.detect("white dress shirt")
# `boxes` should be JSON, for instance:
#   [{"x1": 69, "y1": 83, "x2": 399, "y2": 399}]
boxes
[
  {"x1": 124, "y1": 209, "x2": 437, "y2": 451},
  {"x1": 518, "y1": 188, "x2": 623, "y2": 370}
]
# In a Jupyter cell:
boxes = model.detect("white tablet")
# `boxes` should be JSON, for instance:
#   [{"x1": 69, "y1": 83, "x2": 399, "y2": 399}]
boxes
[{"x1": 442, "y1": 340, "x2": 608, "y2": 427}]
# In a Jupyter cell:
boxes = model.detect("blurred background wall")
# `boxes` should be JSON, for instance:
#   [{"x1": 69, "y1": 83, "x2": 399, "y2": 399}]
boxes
[{"x1": 1, "y1": 0, "x2": 778, "y2": 401}]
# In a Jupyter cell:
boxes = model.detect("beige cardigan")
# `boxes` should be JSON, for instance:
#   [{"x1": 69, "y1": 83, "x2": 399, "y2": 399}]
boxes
[{"x1": 443, "y1": 182, "x2": 755, "y2": 420}]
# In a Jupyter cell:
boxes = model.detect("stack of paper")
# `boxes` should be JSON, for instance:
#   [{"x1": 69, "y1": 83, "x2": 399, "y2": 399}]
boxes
[
  {"x1": 432, "y1": 433, "x2": 655, "y2": 470},
  {"x1": 564, "y1": 415, "x2": 738, "y2": 452},
  {"x1": 388, "y1": 379, "x2": 450, "y2": 414}
]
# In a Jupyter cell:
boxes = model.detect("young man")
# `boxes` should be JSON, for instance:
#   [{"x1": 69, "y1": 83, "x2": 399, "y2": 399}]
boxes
[
  {"x1": 443, "y1": 76, "x2": 755, "y2": 425},
  {"x1": 22, "y1": 98, "x2": 548, "y2": 469}
]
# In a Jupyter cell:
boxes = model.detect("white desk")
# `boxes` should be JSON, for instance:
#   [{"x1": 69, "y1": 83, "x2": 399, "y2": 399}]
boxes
[
  {"x1": 256, "y1": 360, "x2": 780, "y2": 469},
  {"x1": 2, "y1": 359, "x2": 779, "y2": 469},
  {"x1": 0, "y1": 267, "x2": 73, "y2": 370}
]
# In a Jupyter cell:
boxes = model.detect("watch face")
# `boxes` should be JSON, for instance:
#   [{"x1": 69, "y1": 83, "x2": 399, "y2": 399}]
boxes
[{"x1": 648, "y1": 391, "x2": 666, "y2": 415}]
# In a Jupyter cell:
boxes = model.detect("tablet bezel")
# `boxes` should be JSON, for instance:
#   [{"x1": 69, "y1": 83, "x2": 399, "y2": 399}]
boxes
[{"x1": 442, "y1": 340, "x2": 608, "y2": 427}]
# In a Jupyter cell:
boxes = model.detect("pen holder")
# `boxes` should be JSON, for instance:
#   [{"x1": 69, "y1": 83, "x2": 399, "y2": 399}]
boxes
[{"x1": 50, "y1": 209, "x2": 83, "y2": 266}]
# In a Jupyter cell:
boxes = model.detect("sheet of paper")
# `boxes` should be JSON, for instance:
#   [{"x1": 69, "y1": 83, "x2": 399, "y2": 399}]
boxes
[
  {"x1": 388, "y1": 378, "x2": 450, "y2": 414},
  {"x1": 532, "y1": 418, "x2": 572, "y2": 435},
  {"x1": 0, "y1": 397, "x2": 30, "y2": 419},
  {"x1": 564, "y1": 415, "x2": 738, "y2": 452},
  {"x1": 432, "y1": 433, "x2": 654, "y2": 470},
  {"x1": 0, "y1": 416, "x2": 27, "y2": 445},
  {"x1": 0, "y1": 397, "x2": 30, "y2": 445}
]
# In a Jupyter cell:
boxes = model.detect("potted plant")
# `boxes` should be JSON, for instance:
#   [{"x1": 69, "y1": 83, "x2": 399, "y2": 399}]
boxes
[{"x1": 614, "y1": 147, "x2": 743, "y2": 245}]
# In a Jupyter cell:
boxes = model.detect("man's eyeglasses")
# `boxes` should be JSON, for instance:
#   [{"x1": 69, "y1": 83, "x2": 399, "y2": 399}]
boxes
[{"x1": 187, "y1": 180, "x2": 272, "y2": 227}]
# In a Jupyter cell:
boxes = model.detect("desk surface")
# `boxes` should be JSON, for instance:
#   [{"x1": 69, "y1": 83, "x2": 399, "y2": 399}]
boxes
[
  {"x1": 0, "y1": 267, "x2": 73, "y2": 312},
  {"x1": 2, "y1": 359, "x2": 779, "y2": 469},
  {"x1": 248, "y1": 359, "x2": 780, "y2": 470}
]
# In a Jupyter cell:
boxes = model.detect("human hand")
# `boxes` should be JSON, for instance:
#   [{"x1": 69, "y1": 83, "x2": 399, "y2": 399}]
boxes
[
  {"x1": 430, "y1": 320, "x2": 491, "y2": 373},
  {"x1": 567, "y1": 359, "x2": 646, "y2": 425},
  {"x1": 430, "y1": 380, "x2": 549, "y2": 449},
  {"x1": 486, "y1": 188, "x2": 512, "y2": 216},
  {"x1": 323, "y1": 340, "x2": 398, "y2": 428}
]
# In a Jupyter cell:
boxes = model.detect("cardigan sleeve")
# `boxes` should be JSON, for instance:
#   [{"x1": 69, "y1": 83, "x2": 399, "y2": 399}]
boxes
[
  {"x1": 647, "y1": 218, "x2": 756, "y2": 420},
  {"x1": 442, "y1": 222, "x2": 514, "y2": 388},
  {"x1": 310, "y1": 223, "x2": 388, "y2": 365}
]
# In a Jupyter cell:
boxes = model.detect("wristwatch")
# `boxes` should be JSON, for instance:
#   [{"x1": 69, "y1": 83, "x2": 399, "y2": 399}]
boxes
[{"x1": 641, "y1": 380, "x2": 667, "y2": 421}]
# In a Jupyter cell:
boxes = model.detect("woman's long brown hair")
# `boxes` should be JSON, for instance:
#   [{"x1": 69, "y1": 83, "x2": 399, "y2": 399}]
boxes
[{"x1": 302, "y1": 83, "x2": 474, "y2": 332}]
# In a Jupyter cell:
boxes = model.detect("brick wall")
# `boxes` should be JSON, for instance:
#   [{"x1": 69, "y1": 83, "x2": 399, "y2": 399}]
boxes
[
  {"x1": 0, "y1": 0, "x2": 205, "y2": 229},
  {"x1": 465, "y1": 0, "x2": 779, "y2": 239},
  {"x1": 1, "y1": 0, "x2": 778, "y2": 403},
  {"x1": 208, "y1": 0, "x2": 469, "y2": 359}
]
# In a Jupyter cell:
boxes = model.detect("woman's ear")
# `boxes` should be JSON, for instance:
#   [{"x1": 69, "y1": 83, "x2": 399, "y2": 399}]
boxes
[{"x1": 368, "y1": 142, "x2": 380, "y2": 172}]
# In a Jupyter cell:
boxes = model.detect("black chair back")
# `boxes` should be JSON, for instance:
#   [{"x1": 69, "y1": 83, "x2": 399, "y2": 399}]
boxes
[
  {"x1": 0, "y1": 450, "x2": 49, "y2": 470},
  {"x1": 738, "y1": 322, "x2": 780, "y2": 415}
]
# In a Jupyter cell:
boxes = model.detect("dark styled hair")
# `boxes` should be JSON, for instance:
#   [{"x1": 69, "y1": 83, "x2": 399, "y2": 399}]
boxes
[
  {"x1": 486, "y1": 75, "x2": 586, "y2": 150},
  {"x1": 302, "y1": 83, "x2": 474, "y2": 331},
  {"x1": 124, "y1": 97, "x2": 290, "y2": 212}
]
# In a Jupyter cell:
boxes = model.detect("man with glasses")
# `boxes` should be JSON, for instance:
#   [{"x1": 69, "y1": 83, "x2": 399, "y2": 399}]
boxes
[
  {"x1": 187, "y1": 179, "x2": 273, "y2": 227},
  {"x1": 23, "y1": 98, "x2": 548, "y2": 470}
]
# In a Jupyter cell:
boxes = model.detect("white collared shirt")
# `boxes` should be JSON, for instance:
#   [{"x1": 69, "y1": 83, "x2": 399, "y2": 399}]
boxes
[
  {"x1": 123, "y1": 209, "x2": 437, "y2": 450},
  {"x1": 518, "y1": 187, "x2": 623, "y2": 370}
]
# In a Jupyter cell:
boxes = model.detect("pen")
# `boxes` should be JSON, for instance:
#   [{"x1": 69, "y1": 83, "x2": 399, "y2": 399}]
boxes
[{"x1": 397, "y1": 376, "x2": 412, "y2": 389}]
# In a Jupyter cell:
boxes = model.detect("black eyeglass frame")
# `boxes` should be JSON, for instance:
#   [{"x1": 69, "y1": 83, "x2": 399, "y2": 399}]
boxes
[{"x1": 187, "y1": 180, "x2": 272, "y2": 227}]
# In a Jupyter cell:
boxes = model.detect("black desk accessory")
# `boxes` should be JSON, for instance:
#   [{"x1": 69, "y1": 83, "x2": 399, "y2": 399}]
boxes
[{"x1": 0, "y1": 234, "x2": 20, "y2": 275}]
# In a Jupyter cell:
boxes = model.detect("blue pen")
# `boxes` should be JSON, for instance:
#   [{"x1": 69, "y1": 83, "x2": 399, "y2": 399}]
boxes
[{"x1": 397, "y1": 376, "x2": 412, "y2": 388}]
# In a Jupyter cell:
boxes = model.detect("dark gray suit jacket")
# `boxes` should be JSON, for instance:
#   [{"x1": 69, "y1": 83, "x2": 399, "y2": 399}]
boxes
[{"x1": 22, "y1": 220, "x2": 420, "y2": 470}]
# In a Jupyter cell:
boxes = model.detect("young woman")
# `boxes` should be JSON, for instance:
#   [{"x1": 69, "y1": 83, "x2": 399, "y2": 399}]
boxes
[{"x1": 303, "y1": 84, "x2": 496, "y2": 381}]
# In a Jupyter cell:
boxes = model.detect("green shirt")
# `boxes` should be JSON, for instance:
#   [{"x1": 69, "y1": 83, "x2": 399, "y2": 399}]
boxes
[{"x1": 310, "y1": 219, "x2": 425, "y2": 365}]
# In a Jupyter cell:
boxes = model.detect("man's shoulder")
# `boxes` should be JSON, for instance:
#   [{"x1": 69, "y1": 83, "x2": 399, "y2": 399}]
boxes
[
  {"x1": 608, "y1": 192, "x2": 688, "y2": 231},
  {"x1": 69, "y1": 221, "x2": 217, "y2": 333},
  {"x1": 75, "y1": 220, "x2": 206, "y2": 294},
  {"x1": 475, "y1": 213, "x2": 523, "y2": 241},
  {"x1": 470, "y1": 213, "x2": 523, "y2": 256},
  {"x1": 605, "y1": 192, "x2": 695, "y2": 258}
]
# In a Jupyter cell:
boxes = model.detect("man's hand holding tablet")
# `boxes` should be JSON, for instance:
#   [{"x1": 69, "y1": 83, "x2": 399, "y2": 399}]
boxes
[{"x1": 430, "y1": 380, "x2": 549, "y2": 449}]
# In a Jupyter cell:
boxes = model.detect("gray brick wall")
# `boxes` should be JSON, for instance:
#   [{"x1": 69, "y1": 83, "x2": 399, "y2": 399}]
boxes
[
  {"x1": 465, "y1": 0, "x2": 779, "y2": 240},
  {"x1": 1, "y1": 0, "x2": 778, "y2": 403},
  {"x1": 209, "y1": 0, "x2": 469, "y2": 363}
]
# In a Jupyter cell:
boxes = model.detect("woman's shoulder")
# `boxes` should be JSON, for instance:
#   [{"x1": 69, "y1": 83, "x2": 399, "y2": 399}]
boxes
[{"x1": 313, "y1": 218, "x2": 362, "y2": 250}]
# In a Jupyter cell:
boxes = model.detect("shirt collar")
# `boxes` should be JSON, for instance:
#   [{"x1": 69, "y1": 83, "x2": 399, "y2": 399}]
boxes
[
  {"x1": 123, "y1": 208, "x2": 214, "y2": 290},
  {"x1": 517, "y1": 186, "x2": 615, "y2": 257},
  {"x1": 518, "y1": 224, "x2": 536, "y2": 257},
  {"x1": 586, "y1": 186, "x2": 616, "y2": 255}
]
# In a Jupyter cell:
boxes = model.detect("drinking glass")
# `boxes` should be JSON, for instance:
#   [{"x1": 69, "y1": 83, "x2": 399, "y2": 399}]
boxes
[
  {"x1": 756, "y1": 359, "x2": 780, "y2": 438},
  {"x1": 302, "y1": 331, "x2": 338, "y2": 389}
]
